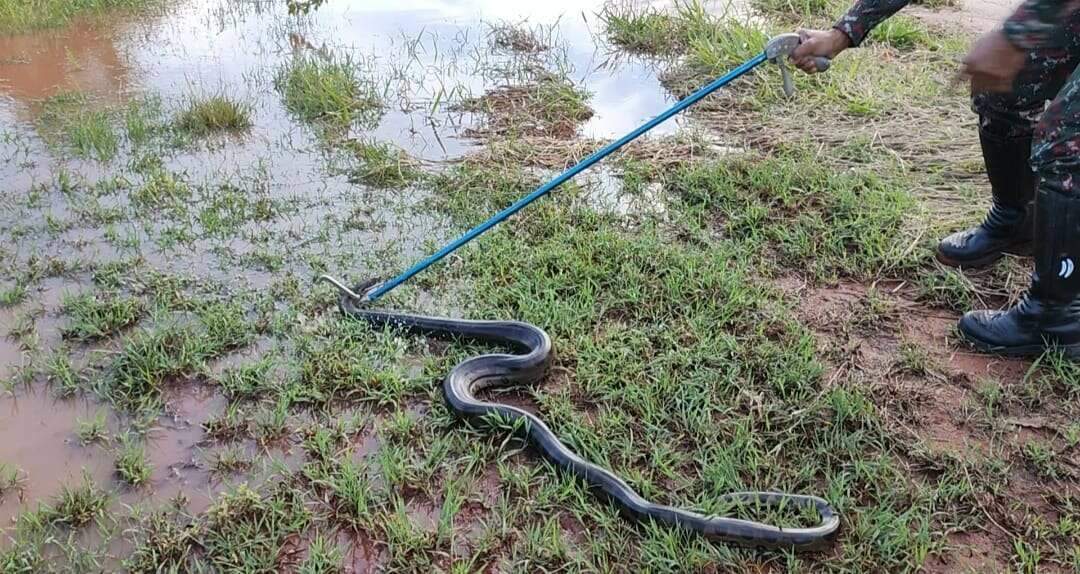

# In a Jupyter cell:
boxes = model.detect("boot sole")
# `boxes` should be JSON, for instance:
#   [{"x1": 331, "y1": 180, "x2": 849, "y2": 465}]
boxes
[
  {"x1": 935, "y1": 243, "x2": 1033, "y2": 269},
  {"x1": 961, "y1": 336, "x2": 1080, "y2": 359}
]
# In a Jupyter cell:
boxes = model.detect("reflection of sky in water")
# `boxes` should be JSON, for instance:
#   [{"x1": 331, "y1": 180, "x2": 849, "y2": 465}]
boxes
[{"x1": 1, "y1": 0, "x2": 680, "y2": 161}]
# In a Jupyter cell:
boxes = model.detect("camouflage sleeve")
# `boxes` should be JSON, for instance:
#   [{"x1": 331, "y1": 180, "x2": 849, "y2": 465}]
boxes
[
  {"x1": 832, "y1": 0, "x2": 912, "y2": 47},
  {"x1": 1002, "y1": 0, "x2": 1079, "y2": 50}
]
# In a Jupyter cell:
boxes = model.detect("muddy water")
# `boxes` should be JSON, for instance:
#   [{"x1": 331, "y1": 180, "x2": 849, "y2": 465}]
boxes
[
  {"x1": 0, "y1": 0, "x2": 685, "y2": 539},
  {"x1": 0, "y1": 389, "x2": 112, "y2": 525},
  {"x1": 0, "y1": 0, "x2": 682, "y2": 295},
  {"x1": 0, "y1": 380, "x2": 306, "y2": 529}
]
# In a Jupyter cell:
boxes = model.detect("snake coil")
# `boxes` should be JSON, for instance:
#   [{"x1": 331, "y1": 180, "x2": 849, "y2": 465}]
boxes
[{"x1": 330, "y1": 280, "x2": 840, "y2": 551}]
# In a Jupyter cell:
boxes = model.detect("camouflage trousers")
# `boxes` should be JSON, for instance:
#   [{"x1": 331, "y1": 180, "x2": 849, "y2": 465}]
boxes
[{"x1": 973, "y1": 40, "x2": 1080, "y2": 198}]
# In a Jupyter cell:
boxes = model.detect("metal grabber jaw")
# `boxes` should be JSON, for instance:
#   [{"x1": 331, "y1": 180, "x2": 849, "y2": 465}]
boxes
[
  {"x1": 765, "y1": 32, "x2": 832, "y2": 98},
  {"x1": 315, "y1": 275, "x2": 383, "y2": 305}
]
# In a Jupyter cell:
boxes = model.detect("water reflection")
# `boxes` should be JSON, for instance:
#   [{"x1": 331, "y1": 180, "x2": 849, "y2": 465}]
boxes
[{"x1": 0, "y1": 20, "x2": 131, "y2": 112}]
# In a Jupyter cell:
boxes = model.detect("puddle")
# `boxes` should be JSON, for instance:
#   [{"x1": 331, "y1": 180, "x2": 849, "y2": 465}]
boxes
[
  {"x1": 0, "y1": 388, "x2": 112, "y2": 527},
  {"x1": 0, "y1": 382, "x2": 300, "y2": 532},
  {"x1": 0, "y1": 20, "x2": 131, "y2": 110},
  {"x1": 0, "y1": 0, "x2": 689, "y2": 548}
]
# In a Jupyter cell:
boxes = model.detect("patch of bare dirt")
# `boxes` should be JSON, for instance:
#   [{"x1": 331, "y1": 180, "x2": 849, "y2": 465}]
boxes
[
  {"x1": 922, "y1": 529, "x2": 1007, "y2": 573},
  {"x1": 908, "y1": 0, "x2": 1023, "y2": 35},
  {"x1": 781, "y1": 275, "x2": 1080, "y2": 570}
]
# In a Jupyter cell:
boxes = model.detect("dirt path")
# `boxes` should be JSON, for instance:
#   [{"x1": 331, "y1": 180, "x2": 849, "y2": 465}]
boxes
[{"x1": 909, "y1": 0, "x2": 1023, "y2": 35}]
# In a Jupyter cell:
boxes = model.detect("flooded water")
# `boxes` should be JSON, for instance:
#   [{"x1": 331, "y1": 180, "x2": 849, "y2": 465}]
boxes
[
  {"x1": 0, "y1": 0, "x2": 678, "y2": 158},
  {"x1": 0, "y1": 381, "x2": 306, "y2": 529},
  {"x1": 0, "y1": 0, "x2": 683, "y2": 294},
  {"x1": 0, "y1": 0, "x2": 687, "y2": 550}
]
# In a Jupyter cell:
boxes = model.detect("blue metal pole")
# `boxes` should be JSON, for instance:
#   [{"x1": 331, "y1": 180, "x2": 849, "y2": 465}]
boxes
[{"x1": 365, "y1": 51, "x2": 769, "y2": 302}]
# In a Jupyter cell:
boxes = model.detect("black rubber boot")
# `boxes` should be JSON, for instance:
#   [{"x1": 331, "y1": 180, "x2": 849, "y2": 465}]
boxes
[
  {"x1": 958, "y1": 189, "x2": 1080, "y2": 357},
  {"x1": 936, "y1": 129, "x2": 1036, "y2": 268}
]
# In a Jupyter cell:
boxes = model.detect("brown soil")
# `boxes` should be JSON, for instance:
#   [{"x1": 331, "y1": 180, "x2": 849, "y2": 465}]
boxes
[
  {"x1": 908, "y1": 0, "x2": 1023, "y2": 35},
  {"x1": 783, "y1": 275, "x2": 1080, "y2": 571}
]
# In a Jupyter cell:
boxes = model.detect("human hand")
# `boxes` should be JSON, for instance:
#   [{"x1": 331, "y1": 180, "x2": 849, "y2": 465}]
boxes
[
  {"x1": 791, "y1": 29, "x2": 850, "y2": 74},
  {"x1": 959, "y1": 30, "x2": 1026, "y2": 93}
]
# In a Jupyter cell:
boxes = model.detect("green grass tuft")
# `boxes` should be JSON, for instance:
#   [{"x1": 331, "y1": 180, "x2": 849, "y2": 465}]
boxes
[
  {"x1": 76, "y1": 411, "x2": 110, "y2": 445},
  {"x1": 116, "y1": 434, "x2": 153, "y2": 485},
  {"x1": 867, "y1": 15, "x2": 936, "y2": 50},
  {"x1": 105, "y1": 302, "x2": 252, "y2": 409},
  {"x1": 201, "y1": 484, "x2": 310, "y2": 572},
  {"x1": 298, "y1": 534, "x2": 344, "y2": 574},
  {"x1": 344, "y1": 139, "x2": 423, "y2": 188},
  {"x1": 45, "y1": 474, "x2": 109, "y2": 527},
  {"x1": 175, "y1": 95, "x2": 252, "y2": 135},
  {"x1": 38, "y1": 92, "x2": 119, "y2": 162},
  {"x1": 61, "y1": 291, "x2": 143, "y2": 340},
  {"x1": 0, "y1": 283, "x2": 28, "y2": 307},
  {"x1": 275, "y1": 54, "x2": 384, "y2": 129},
  {"x1": 600, "y1": 4, "x2": 688, "y2": 54}
]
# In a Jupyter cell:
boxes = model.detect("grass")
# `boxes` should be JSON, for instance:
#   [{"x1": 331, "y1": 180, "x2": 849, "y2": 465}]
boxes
[
  {"x1": 601, "y1": 5, "x2": 686, "y2": 54},
  {"x1": 76, "y1": 411, "x2": 110, "y2": 444},
  {"x1": 44, "y1": 474, "x2": 109, "y2": 527},
  {"x1": 668, "y1": 147, "x2": 921, "y2": 279},
  {"x1": 275, "y1": 54, "x2": 384, "y2": 129},
  {"x1": 0, "y1": 283, "x2": 28, "y2": 307},
  {"x1": 45, "y1": 349, "x2": 81, "y2": 396},
  {"x1": 208, "y1": 445, "x2": 253, "y2": 475},
  {"x1": 0, "y1": 0, "x2": 156, "y2": 33},
  {"x1": 116, "y1": 434, "x2": 153, "y2": 485},
  {"x1": 175, "y1": 95, "x2": 252, "y2": 135},
  {"x1": 103, "y1": 302, "x2": 253, "y2": 409},
  {"x1": 299, "y1": 534, "x2": 343, "y2": 574},
  {"x1": 61, "y1": 291, "x2": 143, "y2": 340},
  {"x1": 750, "y1": 0, "x2": 836, "y2": 19},
  {"x1": 0, "y1": 463, "x2": 25, "y2": 499},
  {"x1": 488, "y1": 21, "x2": 550, "y2": 53},
  {"x1": 344, "y1": 139, "x2": 423, "y2": 188},
  {"x1": 200, "y1": 484, "x2": 310, "y2": 571},
  {"x1": 600, "y1": 0, "x2": 719, "y2": 55},
  {"x1": 37, "y1": 92, "x2": 120, "y2": 162},
  {"x1": 460, "y1": 78, "x2": 593, "y2": 138},
  {"x1": 2, "y1": 1, "x2": 1077, "y2": 572},
  {"x1": 867, "y1": 15, "x2": 937, "y2": 50}
]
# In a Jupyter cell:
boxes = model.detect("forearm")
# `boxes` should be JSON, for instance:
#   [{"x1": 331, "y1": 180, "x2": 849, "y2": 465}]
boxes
[
  {"x1": 1003, "y1": 0, "x2": 1079, "y2": 50},
  {"x1": 833, "y1": 0, "x2": 913, "y2": 47}
]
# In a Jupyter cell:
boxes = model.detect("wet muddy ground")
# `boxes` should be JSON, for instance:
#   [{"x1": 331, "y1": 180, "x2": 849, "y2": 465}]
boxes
[
  {"x1": 2, "y1": 0, "x2": 1078, "y2": 572},
  {"x1": 0, "y1": 0, "x2": 696, "y2": 564}
]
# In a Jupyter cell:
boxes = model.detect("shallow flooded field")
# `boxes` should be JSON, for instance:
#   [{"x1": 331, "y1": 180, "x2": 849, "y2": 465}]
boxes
[{"x1": 3, "y1": 0, "x2": 1079, "y2": 572}]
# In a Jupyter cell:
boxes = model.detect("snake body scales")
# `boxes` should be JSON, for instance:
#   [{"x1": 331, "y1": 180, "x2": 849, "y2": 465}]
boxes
[{"x1": 338, "y1": 290, "x2": 840, "y2": 550}]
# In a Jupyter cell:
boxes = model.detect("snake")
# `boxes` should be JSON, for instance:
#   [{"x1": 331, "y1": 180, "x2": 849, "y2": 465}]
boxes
[{"x1": 323, "y1": 277, "x2": 840, "y2": 551}]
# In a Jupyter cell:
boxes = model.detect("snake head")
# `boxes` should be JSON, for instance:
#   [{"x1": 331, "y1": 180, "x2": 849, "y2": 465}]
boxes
[{"x1": 315, "y1": 275, "x2": 383, "y2": 305}]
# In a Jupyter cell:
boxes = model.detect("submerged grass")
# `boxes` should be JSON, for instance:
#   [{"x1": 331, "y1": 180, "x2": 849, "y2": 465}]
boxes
[
  {"x1": 344, "y1": 139, "x2": 423, "y2": 188},
  {"x1": 38, "y1": 92, "x2": 119, "y2": 162},
  {"x1": 175, "y1": 95, "x2": 252, "y2": 135},
  {"x1": 61, "y1": 291, "x2": 143, "y2": 340},
  {"x1": 275, "y1": 54, "x2": 384, "y2": 130}
]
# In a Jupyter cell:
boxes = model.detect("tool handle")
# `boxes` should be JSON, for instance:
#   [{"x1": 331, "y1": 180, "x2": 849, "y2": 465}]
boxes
[{"x1": 811, "y1": 57, "x2": 831, "y2": 73}]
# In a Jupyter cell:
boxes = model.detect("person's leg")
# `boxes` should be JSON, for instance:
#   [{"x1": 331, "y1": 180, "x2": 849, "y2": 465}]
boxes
[
  {"x1": 959, "y1": 64, "x2": 1080, "y2": 356},
  {"x1": 937, "y1": 48, "x2": 1077, "y2": 268}
]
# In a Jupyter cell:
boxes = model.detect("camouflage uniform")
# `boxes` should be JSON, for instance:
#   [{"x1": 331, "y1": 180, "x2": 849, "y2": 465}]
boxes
[{"x1": 834, "y1": 0, "x2": 1080, "y2": 197}]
